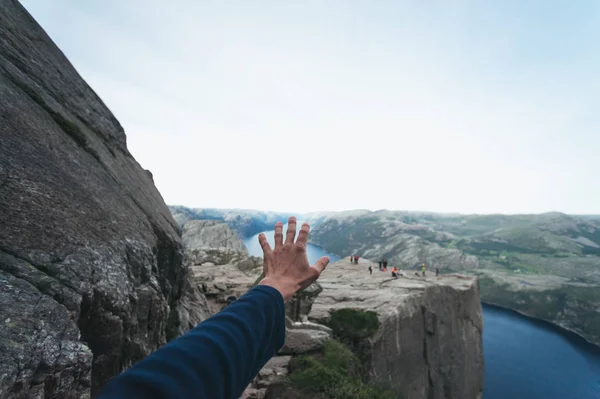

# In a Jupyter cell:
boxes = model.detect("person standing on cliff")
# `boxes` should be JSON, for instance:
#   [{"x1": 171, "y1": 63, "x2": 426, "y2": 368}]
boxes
[
  {"x1": 98, "y1": 217, "x2": 329, "y2": 399},
  {"x1": 435, "y1": 267, "x2": 440, "y2": 277},
  {"x1": 378, "y1": 260, "x2": 383, "y2": 271},
  {"x1": 350, "y1": 255, "x2": 354, "y2": 263},
  {"x1": 422, "y1": 263, "x2": 427, "y2": 277},
  {"x1": 368, "y1": 265, "x2": 373, "y2": 275}
]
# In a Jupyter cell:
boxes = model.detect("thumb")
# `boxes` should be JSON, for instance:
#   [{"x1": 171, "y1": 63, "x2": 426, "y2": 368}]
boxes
[{"x1": 311, "y1": 256, "x2": 330, "y2": 275}]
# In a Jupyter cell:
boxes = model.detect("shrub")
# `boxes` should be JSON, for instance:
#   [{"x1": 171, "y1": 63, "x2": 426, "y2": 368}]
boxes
[
  {"x1": 329, "y1": 309, "x2": 379, "y2": 341},
  {"x1": 328, "y1": 308, "x2": 380, "y2": 360},
  {"x1": 288, "y1": 340, "x2": 394, "y2": 399}
]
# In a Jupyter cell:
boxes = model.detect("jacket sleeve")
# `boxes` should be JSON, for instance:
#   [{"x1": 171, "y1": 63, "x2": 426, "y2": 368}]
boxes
[{"x1": 97, "y1": 285, "x2": 286, "y2": 399}]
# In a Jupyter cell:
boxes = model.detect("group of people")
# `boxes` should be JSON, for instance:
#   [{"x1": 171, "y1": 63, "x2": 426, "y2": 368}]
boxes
[{"x1": 353, "y1": 256, "x2": 442, "y2": 279}]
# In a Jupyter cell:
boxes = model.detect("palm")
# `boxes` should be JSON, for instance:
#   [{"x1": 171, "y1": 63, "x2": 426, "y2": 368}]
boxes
[{"x1": 258, "y1": 217, "x2": 329, "y2": 302}]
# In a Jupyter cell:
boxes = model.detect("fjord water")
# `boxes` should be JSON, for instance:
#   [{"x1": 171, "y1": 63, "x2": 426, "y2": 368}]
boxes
[
  {"x1": 243, "y1": 230, "x2": 600, "y2": 399},
  {"x1": 243, "y1": 228, "x2": 342, "y2": 265},
  {"x1": 483, "y1": 304, "x2": 600, "y2": 399}
]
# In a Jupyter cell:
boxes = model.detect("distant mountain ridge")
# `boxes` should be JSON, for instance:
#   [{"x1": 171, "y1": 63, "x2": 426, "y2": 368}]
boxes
[
  {"x1": 170, "y1": 206, "x2": 600, "y2": 345},
  {"x1": 168, "y1": 206, "x2": 332, "y2": 237},
  {"x1": 169, "y1": 206, "x2": 294, "y2": 237}
]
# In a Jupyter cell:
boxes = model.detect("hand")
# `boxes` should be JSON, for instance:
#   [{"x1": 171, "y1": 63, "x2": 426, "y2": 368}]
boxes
[{"x1": 258, "y1": 216, "x2": 330, "y2": 302}]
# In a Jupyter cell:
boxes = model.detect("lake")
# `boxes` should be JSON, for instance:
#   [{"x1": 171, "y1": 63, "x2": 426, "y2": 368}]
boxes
[{"x1": 243, "y1": 230, "x2": 600, "y2": 398}]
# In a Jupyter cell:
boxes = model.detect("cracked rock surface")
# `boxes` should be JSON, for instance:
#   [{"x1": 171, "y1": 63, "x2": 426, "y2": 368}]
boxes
[{"x1": 0, "y1": 2, "x2": 208, "y2": 397}]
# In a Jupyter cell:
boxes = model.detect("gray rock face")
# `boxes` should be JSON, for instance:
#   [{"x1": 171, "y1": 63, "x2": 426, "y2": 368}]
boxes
[
  {"x1": 0, "y1": 2, "x2": 208, "y2": 397},
  {"x1": 309, "y1": 258, "x2": 484, "y2": 399},
  {"x1": 285, "y1": 281, "x2": 322, "y2": 322},
  {"x1": 182, "y1": 220, "x2": 248, "y2": 254},
  {"x1": 188, "y1": 248, "x2": 263, "y2": 314},
  {"x1": 279, "y1": 327, "x2": 330, "y2": 355}
]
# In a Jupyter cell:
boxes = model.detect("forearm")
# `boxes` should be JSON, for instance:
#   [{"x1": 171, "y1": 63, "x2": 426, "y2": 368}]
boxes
[{"x1": 98, "y1": 285, "x2": 285, "y2": 399}]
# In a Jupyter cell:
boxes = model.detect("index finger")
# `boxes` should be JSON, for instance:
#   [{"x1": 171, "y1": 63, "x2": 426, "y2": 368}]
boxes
[{"x1": 296, "y1": 222, "x2": 310, "y2": 245}]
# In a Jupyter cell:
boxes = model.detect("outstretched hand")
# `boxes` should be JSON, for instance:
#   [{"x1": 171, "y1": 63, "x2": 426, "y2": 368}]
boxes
[{"x1": 258, "y1": 216, "x2": 330, "y2": 302}]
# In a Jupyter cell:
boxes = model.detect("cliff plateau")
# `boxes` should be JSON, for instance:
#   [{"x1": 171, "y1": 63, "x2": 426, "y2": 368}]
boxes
[{"x1": 308, "y1": 258, "x2": 484, "y2": 399}]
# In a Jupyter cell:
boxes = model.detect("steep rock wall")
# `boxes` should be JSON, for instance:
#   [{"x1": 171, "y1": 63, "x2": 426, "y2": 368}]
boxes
[
  {"x1": 309, "y1": 258, "x2": 484, "y2": 399},
  {"x1": 0, "y1": 1, "x2": 208, "y2": 397}
]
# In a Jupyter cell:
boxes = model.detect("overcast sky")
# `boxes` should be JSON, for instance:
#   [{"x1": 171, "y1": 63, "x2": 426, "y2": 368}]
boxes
[{"x1": 21, "y1": 1, "x2": 600, "y2": 214}]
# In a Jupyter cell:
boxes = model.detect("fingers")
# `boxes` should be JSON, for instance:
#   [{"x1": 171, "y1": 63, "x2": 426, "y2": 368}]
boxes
[
  {"x1": 296, "y1": 222, "x2": 310, "y2": 246},
  {"x1": 274, "y1": 221, "x2": 284, "y2": 249},
  {"x1": 285, "y1": 216, "x2": 297, "y2": 244},
  {"x1": 258, "y1": 233, "x2": 272, "y2": 255},
  {"x1": 311, "y1": 256, "x2": 330, "y2": 275}
]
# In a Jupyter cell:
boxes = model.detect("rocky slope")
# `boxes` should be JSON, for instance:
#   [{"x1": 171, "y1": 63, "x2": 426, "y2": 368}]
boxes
[
  {"x1": 310, "y1": 210, "x2": 600, "y2": 345},
  {"x1": 182, "y1": 220, "x2": 249, "y2": 253},
  {"x1": 0, "y1": 2, "x2": 208, "y2": 397},
  {"x1": 308, "y1": 258, "x2": 484, "y2": 399}
]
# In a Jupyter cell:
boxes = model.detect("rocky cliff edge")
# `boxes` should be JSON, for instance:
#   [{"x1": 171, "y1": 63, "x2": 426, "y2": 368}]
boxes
[{"x1": 309, "y1": 258, "x2": 484, "y2": 399}]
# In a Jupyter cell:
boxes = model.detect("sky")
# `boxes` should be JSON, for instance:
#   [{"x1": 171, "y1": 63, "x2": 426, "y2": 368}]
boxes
[{"x1": 20, "y1": 0, "x2": 600, "y2": 214}]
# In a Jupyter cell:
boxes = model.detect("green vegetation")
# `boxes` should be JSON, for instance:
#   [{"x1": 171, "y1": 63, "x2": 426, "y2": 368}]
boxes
[
  {"x1": 288, "y1": 340, "x2": 394, "y2": 399},
  {"x1": 328, "y1": 308, "x2": 380, "y2": 361},
  {"x1": 286, "y1": 309, "x2": 393, "y2": 398}
]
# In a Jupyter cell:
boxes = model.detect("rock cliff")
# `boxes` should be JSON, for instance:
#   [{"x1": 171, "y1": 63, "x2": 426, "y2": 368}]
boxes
[
  {"x1": 309, "y1": 258, "x2": 484, "y2": 399},
  {"x1": 182, "y1": 220, "x2": 248, "y2": 254},
  {"x1": 0, "y1": 2, "x2": 208, "y2": 397}
]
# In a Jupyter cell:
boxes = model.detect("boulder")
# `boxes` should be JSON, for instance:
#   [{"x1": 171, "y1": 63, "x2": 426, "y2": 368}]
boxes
[
  {"x1": 0, "y1": 2, "x2": 208, "y2": 397},
  {"x1": 279, "y1": 328, "x2": 330, "y2": 355}
]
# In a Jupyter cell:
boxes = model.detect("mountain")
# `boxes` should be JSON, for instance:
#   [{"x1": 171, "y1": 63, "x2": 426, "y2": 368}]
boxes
[
  {"x1": 309, "y1": 210, "x2": 600, "y2": 345},
  {"x1": 169, "y1": 206, "x2": 294, "y2": 237}
]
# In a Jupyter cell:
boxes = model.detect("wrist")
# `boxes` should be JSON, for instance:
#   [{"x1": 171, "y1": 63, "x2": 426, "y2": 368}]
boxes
[{"x1": 258, "y1": 277, "x2": 295, "y2": 303}]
